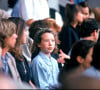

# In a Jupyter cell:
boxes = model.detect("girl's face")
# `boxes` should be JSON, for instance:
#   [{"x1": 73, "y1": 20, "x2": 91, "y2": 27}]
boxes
[
  {"x1": 75, "y1": 11, "x2": 84, "y2": 24},
  {"x1": 38, "y1": 32, "x2": 55, "y2": 55},
  {"x1": 21, "y1": 29, "x2": 28, "y2": 44}
]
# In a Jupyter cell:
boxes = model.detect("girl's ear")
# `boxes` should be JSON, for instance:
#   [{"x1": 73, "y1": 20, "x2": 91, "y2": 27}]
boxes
[{"x1": 76, "y1": 56, "x2": 84, "y2": 64}]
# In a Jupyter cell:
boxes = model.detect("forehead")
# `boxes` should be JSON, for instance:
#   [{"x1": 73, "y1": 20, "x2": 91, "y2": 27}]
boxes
[
  {"x1": 82, "y1": 7, "x2": 89, "y2": 13},
  {"x1": 41, "y1": 32, "x2": 54, "y2": 39}
]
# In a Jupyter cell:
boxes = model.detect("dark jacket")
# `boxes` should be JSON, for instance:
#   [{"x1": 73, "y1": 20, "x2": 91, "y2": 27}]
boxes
[{"x1": 59, "y1": 25, "x2": 79, "y2": 54}]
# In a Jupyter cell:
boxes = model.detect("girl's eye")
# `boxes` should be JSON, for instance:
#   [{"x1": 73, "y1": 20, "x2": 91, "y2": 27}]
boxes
[{"x1": 52, "y1": 40, "x2": 55, "y2": 42}]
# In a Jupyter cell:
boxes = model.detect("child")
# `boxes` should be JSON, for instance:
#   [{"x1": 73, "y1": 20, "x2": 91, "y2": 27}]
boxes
[{"x1": 30, "y1": 29, "x2": 59, "y2": 89}]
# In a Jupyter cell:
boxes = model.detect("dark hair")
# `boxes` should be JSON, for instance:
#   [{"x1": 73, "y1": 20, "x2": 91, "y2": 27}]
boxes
[
  {"x1": 79, "y1": 18, "x2": 99, "y2": 38},
  {"x1": 8, "y1": 17, "x2": 26, "y2": 60},
  {"x1": 91, "y1": 43, "x2": 100, "y2": 69},
  {"x1": 65, "y1": 3, "x2": 81, "y2": 26},
  {"x1": 31, "y1": 28, "x2": 57, "y2": 59},
  {"x1": 8, "y1": 0, "x2": 18, "y2": 8},
  {"x1": 29, "y1": 20, "x2": 48, "y2": 40},
  {"x1": 78, "y1": 1, "x2": 88, "y2": 8},
  {"x1": 64, "y1": 40, "x2": 95, "y2": 71}
]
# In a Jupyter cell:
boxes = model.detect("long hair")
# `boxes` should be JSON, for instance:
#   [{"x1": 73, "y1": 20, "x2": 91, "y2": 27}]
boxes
[
  {"x1": 64, "y1": 3, "x2": 81, "y2": 26},
  {"x1": 8, "y1": 17, "x2": 25, "y2": 60}
]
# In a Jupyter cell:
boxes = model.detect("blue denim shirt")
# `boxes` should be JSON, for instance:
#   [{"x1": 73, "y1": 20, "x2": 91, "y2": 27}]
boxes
[
  {"x1": 30, "y1": 51, "x2": 59, "y2": 89},
  {"x1": 82, "y1": 66, "x2": 100, "y2": 79},
  {"x1": 1, "y1": 53, "x2": 10, "y2": 76}
]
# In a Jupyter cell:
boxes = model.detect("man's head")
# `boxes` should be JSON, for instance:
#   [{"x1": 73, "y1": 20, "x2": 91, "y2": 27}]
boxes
[
  {"x1": 78, "y1": 2, "x2": 90, "y2": 20},
  {"x1": 79, "y1": 18, "x2": 99, "y2": 42}
]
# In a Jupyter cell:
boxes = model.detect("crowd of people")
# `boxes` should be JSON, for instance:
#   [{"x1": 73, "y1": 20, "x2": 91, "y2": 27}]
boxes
[{"x1": 0, "y1": 0, "x2": 100, "y2": 89}]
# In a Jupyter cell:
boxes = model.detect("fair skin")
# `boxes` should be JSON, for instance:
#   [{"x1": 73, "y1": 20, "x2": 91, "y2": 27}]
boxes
[
  {"x1": 77, "y1": 47, "x2": 93, "y2": 71},
  {"x1": 82, "y1": 7, "x2": 90, "y2": 20},
  {"x1": 0, "y1": 47, "x2": 2, "y2": 55},
  {"x1": 38, "y1": 32, "x2": 55, "y2": 57},
  {"x1": 2, "y1": 33, "x2": 18, "y2": 57},
  {"x1": 57, "y1": 49, "x2": 70, "y2": 64},
  {"x1": 76, "y1": 11, "x2": 84, "y2": 25},
  {"x1": 71, "y1": 11, "x2": 83, "y2": 28}
]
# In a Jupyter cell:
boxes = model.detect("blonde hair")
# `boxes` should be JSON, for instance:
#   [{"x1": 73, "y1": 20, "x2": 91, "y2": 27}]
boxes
[{"x1": 0, "y1": 19, "x2": 16, "y2": 48}]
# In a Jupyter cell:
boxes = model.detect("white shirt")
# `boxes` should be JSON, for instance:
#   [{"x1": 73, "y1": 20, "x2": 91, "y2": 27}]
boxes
[
  {"x1": 59, "y1": 0, "x2": 72, "y2": 7},
  {"x1": 48, "y1": 0, "x2": 59, "y2": 11},
  {"x1": 19, "y1": 0, "x2": 49, "y2": 21}
]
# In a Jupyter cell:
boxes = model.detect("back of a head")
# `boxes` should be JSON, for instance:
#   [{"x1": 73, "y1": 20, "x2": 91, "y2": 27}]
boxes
[
  {"x1": 79, "y1": 18, "x2": 98, "y2": 38},
  {"x1": 29, "y1": 20, "x2": 48, "y2": 40},
  {"x1": 63, "y1": 40, "x2": 95, "y2": 72}
]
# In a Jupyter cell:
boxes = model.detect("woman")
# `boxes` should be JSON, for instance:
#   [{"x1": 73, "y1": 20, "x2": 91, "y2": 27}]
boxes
[
  {"x1": 59, "y1": 3, "x2": 83, "y2": 54},
  {"x1": 8, "y1": 17, "x2": 35, "y2": 87}
]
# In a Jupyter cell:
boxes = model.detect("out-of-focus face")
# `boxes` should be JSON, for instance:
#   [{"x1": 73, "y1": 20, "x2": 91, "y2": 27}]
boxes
[
  {"x1": 82, "y1": 7, "x2": 90, "y2": 20},
  {"x1": 21, "y1": 29, "x2": 28, "y2": 44},
  {"x1": 82, "y1": 47, "x2": 93, "y2": 69},
  {"x1": 0, "y1": 47, "x2": 2, "y2": 55},
  {"x1": 38, "y1": 32, "x2": 55, "y2": 55},
  {"x1": 5, "y1": 33, "x2": 18, "y2": 48},
  {"x1": 76, "y1": 11, "x2": 84, "y2": 24}
]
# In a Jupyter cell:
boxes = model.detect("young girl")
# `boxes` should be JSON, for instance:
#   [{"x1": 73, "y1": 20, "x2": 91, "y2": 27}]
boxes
[{"x1": 30, "y1": 29, "x2": 59, "y2": 89}]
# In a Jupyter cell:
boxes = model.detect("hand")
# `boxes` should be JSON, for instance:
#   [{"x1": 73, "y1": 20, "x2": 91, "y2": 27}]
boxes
[{"x1": 57, "y1": 49, "x2": 70, "y2": 64}]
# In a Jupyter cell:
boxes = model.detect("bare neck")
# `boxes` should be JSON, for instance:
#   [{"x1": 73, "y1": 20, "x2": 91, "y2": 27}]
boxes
[
  {"x1": 70, "y1": 22, "x2": 78, "y2": 28},
  {"x1": 41, "y1": 51, "x2": 50, "y2": 58},
  {"x1": 2, "y1": 47, "x2": 9, "y2": 57}
]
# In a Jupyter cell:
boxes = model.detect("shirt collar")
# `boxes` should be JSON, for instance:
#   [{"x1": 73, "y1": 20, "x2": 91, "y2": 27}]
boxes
[{"x1": 39, "y1": 51, "x2": 52, "y2": 66}]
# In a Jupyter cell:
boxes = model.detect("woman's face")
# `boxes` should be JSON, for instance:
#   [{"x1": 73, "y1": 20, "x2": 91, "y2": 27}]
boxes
[{"x1": 75, "y1": 11, "x2": 84, "y2": 24}]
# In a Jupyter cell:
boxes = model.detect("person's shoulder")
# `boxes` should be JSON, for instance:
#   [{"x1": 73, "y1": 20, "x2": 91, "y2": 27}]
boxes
[{"x1": 31, "y1": 54, "x2": 42, "y2": 64}]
